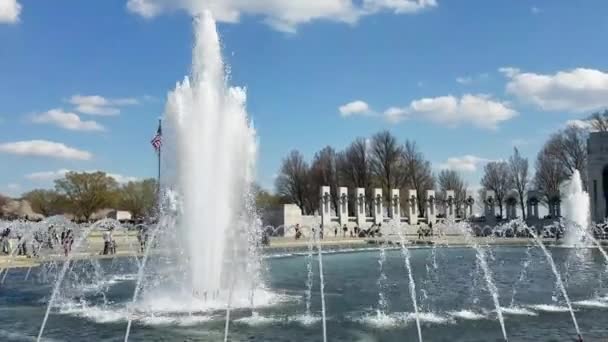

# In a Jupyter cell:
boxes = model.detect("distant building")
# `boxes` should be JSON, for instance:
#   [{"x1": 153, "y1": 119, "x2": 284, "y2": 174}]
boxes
[{"x1": 588, "y1": 131, "x2": 608, "y2": 222}]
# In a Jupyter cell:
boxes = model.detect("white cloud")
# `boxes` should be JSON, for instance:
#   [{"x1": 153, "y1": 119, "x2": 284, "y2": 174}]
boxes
[
  {"x1": 440, "y1": 155, "x2": 492, "y2": 173},
  {"x1": 339, "y1": 100, "x2": 372, "y2": 117},
  {"x1": 0, "y1": 0, "x2": 21, "y2": 24},
  {"x1": 0, "y1": 140, "x2": 92, "y2": 160},
  {"x1": 565, "y1": 119, "x2": 594, "y2": 131},
  {"x1": 25, "y1": 169, "x2": 139, "y2": 184},
  {"x1": 531, "y1": 6, "x2": 541, "y2": 14},
  {"x1": 384, "y1": 94, "x2": 517, "y2": 129},
  {"x1": 31, "y1": 109, "x2": 105, "y2": 132},
  {"x1": 126, "y1": 0, "x2": 436, "y2": 32},
  {"x1": 68, "y1": 95, "x2": 139, "y2": 116},
  {"x1": 456, "y1": 76, "x2": 472, "y2": 85},
  {"x1": 501, "y1": 67, "x2": 608, "y2": 113}
]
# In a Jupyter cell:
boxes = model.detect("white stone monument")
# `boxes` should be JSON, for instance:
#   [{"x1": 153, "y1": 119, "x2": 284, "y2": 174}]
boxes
[
  {"x1": 445, "y1": 190, "x2": 455, "y2": 220},
  {"x1": 356, "y1": 188, "x2": 366, "y2": 227},
  {"x1": 526, "y1": 190, "x2": 540, "y2": 220},
  {"x1": 426, "y1": 190, "x2": 436, "y2": 224},
  {"x1": 390, "y1": 189, "x2": 400, "y2": 222},
  {"x1": 587, "y1": 132, "x2": 608, "y2": 222},
  {"x1": 373, "y1": 188, "x2": 383, "y2": 225},
  {"x1": 465, "y1": 191, "x2": 475, "y2": 218},
  {"x1": 320, "y1": 186, "x2": 331, "y2": 227},
  {"x1": 407, "y1": 189, "x2": 418, "y2": 225},
  {"x1": 338, "y1": 187, "x2": 348, "y2": 226},
  {"x1": 484, "y1": 190, "x2": 496, "y2": 224}
]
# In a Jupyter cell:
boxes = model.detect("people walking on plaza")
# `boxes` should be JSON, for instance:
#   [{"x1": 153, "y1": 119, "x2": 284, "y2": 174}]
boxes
[
  {"x1": 1, "y1": 228, "x2": 11, "y2": 255},
  {"x1": 102, "y1": 228, "x2": 113, "y2": 255},
  {"x1": 63, "y1": 229, "x2": 74, "y2": 257},
  {"x1": 342, "y1": 224, "x2": 348, "y2": 237},
  {"x1": 334, "y1": 227, "x2": 338, "y2": 237}
]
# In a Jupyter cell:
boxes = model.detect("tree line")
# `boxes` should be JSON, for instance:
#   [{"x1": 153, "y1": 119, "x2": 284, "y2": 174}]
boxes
[
  {"x1": 275, "y1": 130, "x2": 457, "y2": 216},
  {"x1": 3, "y1": 172, "x2": 158, "y2": 222},
  {"x1": 276, "y1": 109, "x2": 608, "y2": 220}
]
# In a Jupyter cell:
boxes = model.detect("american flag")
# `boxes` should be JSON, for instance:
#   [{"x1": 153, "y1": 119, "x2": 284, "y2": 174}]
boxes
[{"x1": 151, "y1": 121, "x2": 162, "y2": 152}]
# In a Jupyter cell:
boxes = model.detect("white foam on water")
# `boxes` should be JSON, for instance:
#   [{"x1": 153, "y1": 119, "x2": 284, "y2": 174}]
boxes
[
  {"x1": 139, "y1": 314, "x2": 212, "y2": 326},
  {"x1": 405, "y1": 312, "x2": 451, "y2": 324},
  {"x1": 57, "y1": 302, "x2": 127, "y2": 323},
  {"x1": 234, "y1": 313, "x2": 281, "y2": 326},
  {"x1": 80, "y1": 274, "x2": 137, "y2": 293},
  {"x1": 449, "y1": 310, "x2": 487, "y2": 320},
  {"x1": 289, "y1": 314, "x2": 322, "y2": 326},
  {"x1": 528, "y1": 304, "x2": 573, "y2": 313},
  {"x1": 356, "y1": 312, "x2": 403, "y2": 328},
  {"x1": 136, "y1": 288, "x2": 294, "y2": 313},
  {"x1": 500, "y1": 306, "x2": 538, "y2": 316},
  {"x1": 573, "y1": 299, "x2": 608, "y2": 308},
  {"x1": 0, "y1": 329, "x2": 60, "y2": 342}
]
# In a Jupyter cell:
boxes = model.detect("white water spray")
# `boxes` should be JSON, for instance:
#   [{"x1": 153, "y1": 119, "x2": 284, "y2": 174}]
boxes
[
  {"x1": 162, "y1": 11, "x2": 257, "y2": 296},
  {"x1": 397, "y1": 232, "x2": 423, "y2": 342},
  {"x1": 563, "y1": 170, "x2": 590, "y2": 246}
]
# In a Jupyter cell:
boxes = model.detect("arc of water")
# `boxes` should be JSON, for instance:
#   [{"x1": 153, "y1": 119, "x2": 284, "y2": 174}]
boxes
[
  {"x1": 36, "y1": 223, "x2": 97, "y2": 342},
  {"x1": 314, "y1": 229, "x2": 327, "y2": 342},
  {"x1": 123, "y1": 222, "x2": 162, "y2": 342},
  {"x1": 528, "y1": 229, "x2": 582, "y2": 339},
  {"x1": 305, "y1": 230, "x2": 315, "y2": 317},
  {"x1": 457, "y1": 223, "x2": 508, "y2": 341},
  {"x1": 397, "y1": 232, "x2": 423, "y2": 342}
]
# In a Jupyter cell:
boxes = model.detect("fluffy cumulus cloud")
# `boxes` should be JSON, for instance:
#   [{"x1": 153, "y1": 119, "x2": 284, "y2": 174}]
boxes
[
  {"x1": 31, "y1": 109, "x2": 105, "y2": 132},
  {"x1": 501, "y1": 67, "x2": 608, "y2": 113},
  {"x1": 384, "y1": 94, "x2": 517, "y2": 129},
  {"x1": 25, "y1": 169, "x2": 139, "y2": 183},
  {"x1": 0, "y1": 0, "x2": 21, "y2": 24},
  {"x1": 339, "y1": 100, "x2": 372, "y2": 116},
  {"x1": 0, "y1": 140, "x2": 92, "y2": 160},
  {"x1": 440, "y1": 155, "x2": 491, "y2": 173},
  {"x1": 126, "y1": 0, "x2": 436, "y2": 32},
  {"x1": 68, "y1": 95, "x2": 139, "y2": 116}
]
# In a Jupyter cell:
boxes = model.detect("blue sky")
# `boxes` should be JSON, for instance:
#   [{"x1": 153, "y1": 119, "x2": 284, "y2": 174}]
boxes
[{"x1": 1, "y1": 0, "x2": 608, "y2": 196}]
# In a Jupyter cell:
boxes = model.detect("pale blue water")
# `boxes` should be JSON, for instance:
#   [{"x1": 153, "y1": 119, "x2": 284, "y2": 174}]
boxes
[{"x1": 1, "y1": 246, "x2": 607, "y2": 341}]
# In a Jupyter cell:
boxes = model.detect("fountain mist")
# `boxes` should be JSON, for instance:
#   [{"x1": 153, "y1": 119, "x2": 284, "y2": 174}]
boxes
[
  {"x1": 162, "y1": 11, "x2": 257, "y2": 296},
  {"x1": 563, "y1": 170, "x2": 590, "y2": 246}
]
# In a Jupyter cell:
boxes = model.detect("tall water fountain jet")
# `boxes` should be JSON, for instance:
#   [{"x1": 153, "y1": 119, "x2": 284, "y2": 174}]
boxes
[
  {"x1": 162, "y1": 11, "x2": 258, "y2": 297},
  {"x1": 562, "y1": 170, "x2": 590, "y2": 246}
]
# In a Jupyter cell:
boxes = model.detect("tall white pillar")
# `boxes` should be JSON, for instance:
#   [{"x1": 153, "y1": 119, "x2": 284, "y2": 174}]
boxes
[
  {"x1": 373, "y1": 188, "x2": 383, "y2": 225},
  {"x1": 426, "y1": 190, "x2": 436, "y2": 224},
  {"x1": 338, "y1": 187, "x2": 348, "y2": 226},
  {"x1": 445, "y1": 190, "x2": 455, "y2": 220},
  {"x1": 465, "y1": 192, "x2": 475, "y2": 218},
  {"x1": 390, "y1": 189, "x2": 400, "y2": 222},
  {"x1": 320, "y1": 186, "x2": 331, "y2": 227},
  {"x1": 484, "y1": 190, "x2": 496, "y2": 224},
  {"x1": 407, "y1": 189, "x2": 418, "y2": 225},
  {"x1": 356, "y1": 188, "x2": 366, "y2": 227}
]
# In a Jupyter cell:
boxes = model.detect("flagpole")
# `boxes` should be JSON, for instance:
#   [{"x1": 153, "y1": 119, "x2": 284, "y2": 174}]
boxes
[{"x1": 157, "y1": 118, "x2": 162, "y2": 195}]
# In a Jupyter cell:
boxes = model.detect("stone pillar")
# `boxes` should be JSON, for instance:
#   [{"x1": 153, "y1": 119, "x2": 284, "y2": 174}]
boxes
[
  {"x1": 527, "y1": 191, "x2": 539, "y2": 220},
  {"x1": 465, "y1": 192, "x2": 475, "y2": 218},
  {"x1": 407, "y1": 189, "x2": 418, "y2": 225},
  {"x1": 338, "y1": 187, "x2": 348, "y2": 226},
  {"x1": 390, "y1": 189, "x2": 400, "y2": 222},
  {"x1": 320, "y1": 186, "x2": 331, "y2": 227},
  {"x1": 373, "y1": 188, "x2": 383, "y2": 225},
  {"x1": 356, "y1": 188, "x2": 366, "y2": 227},
  {"x1": 426, "y1": 190, "x2": 436, "y2": 224},
  {"x1": 484, "y1": 190, "x2": 496, "y2": 224},
  {"x1": 445, "y1": 190, "x2": 455, "y2": 220},
  {"x1": 506, "y1": 192, "x2": 517, "y2": 220}
]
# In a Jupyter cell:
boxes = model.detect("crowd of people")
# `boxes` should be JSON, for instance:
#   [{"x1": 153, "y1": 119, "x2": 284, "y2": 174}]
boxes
[{"x1": 293, "y1": 223, "x2": 385, "y2": 241}]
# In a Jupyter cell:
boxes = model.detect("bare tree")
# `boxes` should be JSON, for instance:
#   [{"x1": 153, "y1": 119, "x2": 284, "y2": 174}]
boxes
[
  {"x1": 437, "y1": 169, "x2": 467, "y2": 216},
  {"x1": 590, "y1": 109, "x2": 608, "y2": 132},
  {"x1": 534, "y1": 144, "x2": 568, "y2": 205},
  {"x1": 544, "y1": 125, "x2": 588, "y2": 189},
  {"x1": 481, "y1": 161, "x2": 513, "y2": 218},
  {"x1": 310, "y1": 146, "x2": 340, "y2": 215},
  {"x1": 508, "y1": 147, "x2": 529, "y2": 219},
  {"x1": 337, "y1": 138, "x2": 373, "y2": 214},
  {"x1": 275, "y1": 150, "x2": 313, "y2": 214},
  {"x1": 402, "y1": 140, "x2": 435, "y2": 214},
  {"x1": 370, "y1": 131, "x2": 406, "y2": 200}
]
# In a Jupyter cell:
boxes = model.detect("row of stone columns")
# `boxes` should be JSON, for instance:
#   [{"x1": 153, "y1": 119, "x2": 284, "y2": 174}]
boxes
[{"x1": 320, "y1": 187, "x2": 458, "y2": 227}]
